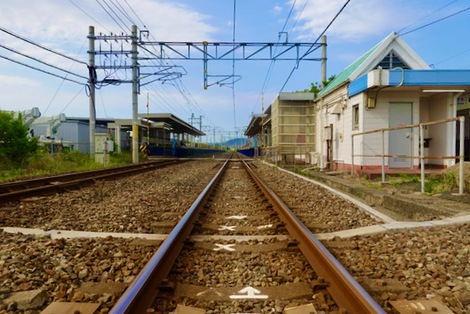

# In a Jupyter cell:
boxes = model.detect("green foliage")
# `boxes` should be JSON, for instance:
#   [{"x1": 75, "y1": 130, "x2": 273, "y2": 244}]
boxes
[
  {"x1": 425, "y1": 173, "x2": 456, "y2": 194},
  {"x1": 389, "y1": 174, "x2": 420, "y2": 186},
  {"x1": 297, "y1": 75, "x2": 336, "y2": 95},
  {"x1": 0, "y1": 111, "x2": 38, "y2": 170},
  {"x1": 0, "y1": 148, "x2": 134, "y2": 181},
  {"x1": 109, "y1": 151, "x2": 133, "y2": 165}
]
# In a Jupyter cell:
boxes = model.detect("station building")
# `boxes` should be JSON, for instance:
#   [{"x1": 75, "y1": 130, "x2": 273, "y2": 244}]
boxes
[
  {"x1": 30, "y1": 112, "x2": 213, "y2": 157},
  {"x1": 245, "y1": 32, "x2": 470, "y2": 175}
]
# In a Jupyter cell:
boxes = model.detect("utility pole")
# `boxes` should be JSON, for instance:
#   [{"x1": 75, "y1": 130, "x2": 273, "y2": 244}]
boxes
[
  {"x1": 146, "y1": 92, "x2": 150, "y2": 145},
  {"x1": 321, "y1": 35, "x2": 327, "y2": 88},
  {"x1": 88, "y1": 26, "x2": 96, "y2": 159},
  {"x1": 131, "y1": 25, "x2": 139, "y2": 163},
  {"x1": 199, "y1": 115, "x2": 202, "y2": 144}
]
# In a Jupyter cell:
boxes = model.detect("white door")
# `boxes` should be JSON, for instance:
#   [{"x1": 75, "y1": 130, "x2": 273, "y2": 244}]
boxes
[{"x1": 389, "y1": 102, "x2": 413, "y2": 168}]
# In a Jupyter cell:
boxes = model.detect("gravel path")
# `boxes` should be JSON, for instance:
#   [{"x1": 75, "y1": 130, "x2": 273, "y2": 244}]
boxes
[
  {"x1": 324, "y1": 223, "x2": 470, "y2": 313},
  {"x1": 1, "y1": 159, "x2": 468, "y2": 313},
  {"x1": 253, "y1": 162, "x2": 383, "y2": 232},
  {"x1": 0, "y1": 161, "x2": 218, "y2": 233}
]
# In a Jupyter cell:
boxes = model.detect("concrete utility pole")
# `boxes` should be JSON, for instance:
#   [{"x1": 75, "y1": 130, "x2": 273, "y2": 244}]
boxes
[
  {"x1": 321, "y1": 35, "x2": 327, "y2": 88},
  {"x1": 131, "y1": 25, "x2": 139, "y2": 163},
  {"x1": 88, "y1": 26, "x2": 96, "y2": 158}
]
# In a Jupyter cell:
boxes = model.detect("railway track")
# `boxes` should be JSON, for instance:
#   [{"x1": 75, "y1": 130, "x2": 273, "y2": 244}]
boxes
[
  {"x1": 110, "y1": 155, "x2": 385, "y2": 313},
  {"x1": 0, "y1": 159, "x2": 183, "y2": 203}
]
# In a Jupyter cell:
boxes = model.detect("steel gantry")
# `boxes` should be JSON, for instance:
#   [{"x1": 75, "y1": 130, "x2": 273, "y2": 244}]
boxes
[
  {"x1": 88, "y1": 25, "x2": 327, "y2": 163},
  {"x1": 138, "y1": 40, "x2": 325, "y2": 89}
]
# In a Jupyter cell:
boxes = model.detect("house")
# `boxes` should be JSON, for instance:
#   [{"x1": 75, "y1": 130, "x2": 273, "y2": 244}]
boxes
[{"x1": 315, "y1": 32, "x2": 470, "y2": 175}]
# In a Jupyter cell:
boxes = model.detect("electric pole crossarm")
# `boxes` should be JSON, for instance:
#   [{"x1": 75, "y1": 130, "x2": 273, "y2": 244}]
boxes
[
  {"x1": 94, "y1": 50, "x2": 133, "y2": 55},
  {"x1": 95, "y1": 65, "x2": 132, "y2": 70}
]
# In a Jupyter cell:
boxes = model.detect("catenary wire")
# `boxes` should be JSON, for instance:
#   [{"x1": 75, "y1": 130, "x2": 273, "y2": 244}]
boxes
[
  {"x1": 44, "y1": 40, "x2": 88, "y2": 116},
  {"x1": 95, "y1": 0, "x2": 129, "y2": 33},
  {"x1": 67, "y1": 0, "x2": 111, "y2": 32},
  {"x1": 251, "y1": 0, "x2": 298, "y2": 115},
  {"x1": 400, "y1": 5, "x2": 470, "y2": 36},
  {"x1": 110, "y1": 0, "x2": 137, "y2": 26},
  {"x1": 123, "y1": 0, "x2": 147, "y2": 29},
  {"x1": 280, "y1": 0, "x2": 351, "y2": 91},
  {"x1": 398, "y1": 0, "x2": 459, "y2": 35},
  {"x1": 60, "y1": 86, "x2": 87, "y2": 113}
]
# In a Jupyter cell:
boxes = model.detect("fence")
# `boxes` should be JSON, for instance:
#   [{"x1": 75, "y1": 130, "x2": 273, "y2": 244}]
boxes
[{"x1": 351, "y1": 116, "x2": 465, "y2": 194}]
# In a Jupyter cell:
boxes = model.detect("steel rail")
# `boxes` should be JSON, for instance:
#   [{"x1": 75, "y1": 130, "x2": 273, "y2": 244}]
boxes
[
  {"x1": 110, "y1": 157, "x2": 230, "y2": 314},
  {"x1": 0, "y1": 160, "x2": 181, "y2": 203},
  {"x1": 0, "y1": 160, "x2": 172, "y2": 191},
  {"x1": 241, "y1": 159, "x2": 386, "y2": 314}
]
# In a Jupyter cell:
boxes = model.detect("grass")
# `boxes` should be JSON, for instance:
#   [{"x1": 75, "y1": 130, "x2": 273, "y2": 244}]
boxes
[
  {"x1": 0, "y1": 149, "x2": 133, "y2": 182},
  {"x1": 424, "y1": 173, "x2": 456, "y2": 194},
  {"x1": 388, "y1": 174, "x2": 420, "y2": 186},
  {"x1": 357, "y1": 172, "x2": 456, "y2": 195}
]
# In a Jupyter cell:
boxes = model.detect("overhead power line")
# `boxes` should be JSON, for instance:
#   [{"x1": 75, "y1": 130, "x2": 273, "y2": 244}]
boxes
[
  {"x1": 0, "y1": 25, "x2": 88, "y2": 66},
  {"x1": 252, "y1": 0, "x2": 299, "y2": 115},
  {"x1": 398, "y1": 0, "x2": 459, "y2": 34},
  {"x1": 401, "y1": 4, "x2": 470, "y2": 36},
  {"x1": 110, "y1": 0, "x2": 137, "y2": 26},
  {"x1": 280, "y1": 0, "x2": 351, "y2": 92},
  {"x1": 68, "y1": 0, "x2": 111, "y2": 32},
  {"x1": 0, "y1": 53, "x2": 86, "y2": 85},
  {"x1": 97, "y1": 0, "x2": 130, "y2": 33},
  {"x1": 123, "y1": 0, "x2": 147, "y2": 28},
  {"x1": 0, "y1": 43, "x2": 88, "y2": 80}
]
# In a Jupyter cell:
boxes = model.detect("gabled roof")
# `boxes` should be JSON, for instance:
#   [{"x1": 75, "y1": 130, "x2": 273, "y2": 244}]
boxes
[{"x1": 318, "y1": 32, "x2": 430, "y2": 97}]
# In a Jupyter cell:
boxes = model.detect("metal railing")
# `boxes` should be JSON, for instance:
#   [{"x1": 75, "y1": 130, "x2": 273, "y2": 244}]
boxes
[{"x1": 351, "y1": 116, "x2": 465, "y2": 194}]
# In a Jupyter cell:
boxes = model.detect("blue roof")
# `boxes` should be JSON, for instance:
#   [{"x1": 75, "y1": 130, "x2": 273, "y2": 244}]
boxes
[{"x1": 349, "y1": 69, "x2": 470, "y2": 97}]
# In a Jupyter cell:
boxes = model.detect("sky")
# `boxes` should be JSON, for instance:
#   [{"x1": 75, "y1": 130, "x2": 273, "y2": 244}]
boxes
[{"x1": 1, "y1": 0, "x2": 469, "y2": 142}]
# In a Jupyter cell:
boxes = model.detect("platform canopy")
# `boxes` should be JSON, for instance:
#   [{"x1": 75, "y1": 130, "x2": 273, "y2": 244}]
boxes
[
  {"x1": 244, "y1": 114, "x2": 265, "y2": 137},
  {"x1": 137, "y1": 113, "x2": 205, "y2": 136}
]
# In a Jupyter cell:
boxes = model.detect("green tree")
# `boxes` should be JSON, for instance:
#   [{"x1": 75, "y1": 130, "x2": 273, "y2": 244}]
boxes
[
  {"x1": 298, "y1": 75, "x2": 336, "y2": 95},
  {"x1": 0, "y1": 111, "x2": 38, "y2": 169}
]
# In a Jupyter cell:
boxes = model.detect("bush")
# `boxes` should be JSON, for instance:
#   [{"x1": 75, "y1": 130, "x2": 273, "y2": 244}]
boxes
[{"x1": 0, "y1": 111, "x2": 38, "y2": 170}]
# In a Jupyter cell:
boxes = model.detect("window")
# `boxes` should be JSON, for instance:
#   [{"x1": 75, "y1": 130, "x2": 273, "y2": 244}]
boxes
[{"x1": 352, "y1": 104, "x2": 359, "y2": 130}]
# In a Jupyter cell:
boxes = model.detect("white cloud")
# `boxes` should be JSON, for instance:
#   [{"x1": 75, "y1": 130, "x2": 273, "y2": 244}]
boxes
[
  {"x1": 273, "y1": 4, "x2": 283, "y2": 15},
  {"x1": 290, "y1": 0, "x2": 411, "y2": 42},
  {"x1": 0, "y1": 1, "x2": 217, "y2": 52},
  {"x1": 0, "y1": 75, "x2": 41, "y2": 88}
]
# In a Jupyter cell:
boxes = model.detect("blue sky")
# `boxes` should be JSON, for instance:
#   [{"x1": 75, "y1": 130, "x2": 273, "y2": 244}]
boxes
[{"x1": 0, "y1": 0, "x2": 469, "y2": 141}]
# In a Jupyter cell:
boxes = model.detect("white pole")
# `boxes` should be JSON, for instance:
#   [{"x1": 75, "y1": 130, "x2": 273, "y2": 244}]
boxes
[
  {"x1": 420, "y1": 124, "x2": 425, "y2": 193},
  {"x1": 459, "y1": 116, "x2": 465, "y2": 195},
  {"x1": 381, "y1": 129, "x2": 385, "y2": 183}
]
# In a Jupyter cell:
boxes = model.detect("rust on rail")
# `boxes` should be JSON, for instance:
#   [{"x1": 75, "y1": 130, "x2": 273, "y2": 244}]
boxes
[
  {"x1": 241, "y1": 159, "x2": 385, "y2": 314},
  {"x1": 110, "y1": 158, "x2": 230, "y2": 314}
]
